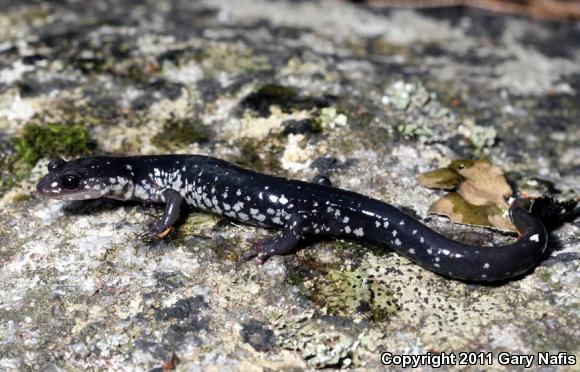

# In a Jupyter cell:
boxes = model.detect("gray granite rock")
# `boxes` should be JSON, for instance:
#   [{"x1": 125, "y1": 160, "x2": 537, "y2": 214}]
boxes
[{"x1": 0, "y1": 0, "x2": 578, "y2": 370}]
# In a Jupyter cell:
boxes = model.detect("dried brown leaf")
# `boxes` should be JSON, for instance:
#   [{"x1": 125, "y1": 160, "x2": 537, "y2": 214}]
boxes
[
  {"x1": 428, "y1": 193, "x2": 516, "y2": 231},
  {"x1": 416, "y1": 167, "x2": 463, "y2": 190},
  {"x1": 418, "y1": 160, "x2": 512, "y2": 208},
  {"x1": 455, "y1": 160, "x2": 511, "y2": 208},
  {"x1": 419, "y1": 159, "x2": 515, "y2": 230}
]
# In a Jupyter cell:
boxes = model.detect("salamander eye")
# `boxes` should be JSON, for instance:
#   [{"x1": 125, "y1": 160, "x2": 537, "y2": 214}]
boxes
[{"x1": 61, "y1": 174, "x2": 80, "y2": 190}]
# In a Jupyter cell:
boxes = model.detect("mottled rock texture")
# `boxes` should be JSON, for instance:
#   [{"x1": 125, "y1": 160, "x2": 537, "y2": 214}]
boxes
[{"x1": 0, "y1": 0, "x2": 578, "y2": 370}]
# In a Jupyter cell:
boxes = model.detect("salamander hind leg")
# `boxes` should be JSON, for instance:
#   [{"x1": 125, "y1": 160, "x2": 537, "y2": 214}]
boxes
[
  {"x1": 149, "y1": 189, "x2": 184, "y2": 238},
  {"x1": 242, "y1": 215, "x2": 306, "y2": 264}
]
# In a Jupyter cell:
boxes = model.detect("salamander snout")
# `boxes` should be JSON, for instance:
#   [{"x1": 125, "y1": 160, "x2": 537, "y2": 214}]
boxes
[
  {"x1": 37, "y1": 156, "x2": 137, "y2": 201},
  {"x1": 36, "y1": 156, "x2": 105, "y2": 200},
  {"x1": 36, "y1": 171, "x2": 87, "y2": 199}
]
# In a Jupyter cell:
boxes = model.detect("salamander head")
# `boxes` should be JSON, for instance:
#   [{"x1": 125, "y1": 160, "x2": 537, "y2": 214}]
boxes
[{"x1": 36, "y1": 156, "x2": 135, "y2": 201}]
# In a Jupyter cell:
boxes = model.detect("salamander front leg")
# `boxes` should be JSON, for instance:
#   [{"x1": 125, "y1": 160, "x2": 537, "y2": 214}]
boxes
[
  {"x1": 242, "y1": 215, "x2": 306, "y2": 264},
  {"x1": 149, "y1": 189, "x2": 184, "y2": 238}
]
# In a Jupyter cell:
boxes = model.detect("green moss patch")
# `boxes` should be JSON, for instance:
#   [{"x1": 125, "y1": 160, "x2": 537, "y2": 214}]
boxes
[
  {"x1": 15, "y1": 122, "x2": 95, "y2": 165},
  {"x1": 0, "y1": 160, "x2": 24, "y2": 198},
  {"x1": 307, "y1": 258, "x2": 400, "y2": 322},
  {"x1": 152, "y1": 117, "x2": 211, "y2": 151},
  {"x1": 231, "y1": 137, "x2": 285, "y2": 173}
]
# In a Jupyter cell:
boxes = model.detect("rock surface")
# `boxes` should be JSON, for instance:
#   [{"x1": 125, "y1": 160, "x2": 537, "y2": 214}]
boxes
[{"x1": 0, "y1": 0, "x2": 578, "y2": 369}]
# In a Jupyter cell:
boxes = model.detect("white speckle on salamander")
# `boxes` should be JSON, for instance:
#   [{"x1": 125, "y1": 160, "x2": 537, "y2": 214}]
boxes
[
  {"x1": 420, "y1": 237, "x2": 425, "y2": 243},
  {"x1": 353, "y1": 227, "x2": 364, "y2": 237},
  {"x1": 233, "y1": 202, "x2": 244, "y2": 211},
  {"x1": 395, "y1": 238, "x2": 401, "y2": 246},
  {"x1": 392, "y1": 230, "x2": 397, "y2": 237},
  {"x1": 269, "y1": 195, "x2": 279, "y2": 203},
  {"x1": 442, "y1": 249, "x2": 450, "y2": 255},
  {"x1": 409, "y1": 248, "x2": 415, "y2": 254},
  {"x1": 412, "y1": 229, "x2": 417, "y2": 235},
  {"x1": 51, "y1": 182, "x2": 58, "y2": 187},
  {"x1": 399, "y1": 220, "x2": 405, "y2": 225},
  {"x1": 383, "y1": 221, "x2": 389, "y2": 229},
  {"x1": 483, "y1": 263, "x2": 490, "y2": 269},
  {"x1": 279, "y1": 195, "x2": 288, "y2": 204},
  {"x1": 125, "y1": 164, "x2": 132, "y2": 170},
  {"x1": 344, "y1": 226, "x2": 351, "y2": 233},
  {"x1": 375, "y1": 221, "x2": 381, "y2": 227},
  {"x1": 362, "y1": 210, "x2": 375, "y2": 217},
  {"x1": 134, "y1": 185, "x2": 148, "y2": 199},
  {"x1": 343, "y1": 217, "x2": 349, "y2": 223},
  {"x1": 427, "y1": 248, "x2": 432, "y2": 255},
  {"x1": 529, "y1": 234, "x2": 540, "y2": 242}
]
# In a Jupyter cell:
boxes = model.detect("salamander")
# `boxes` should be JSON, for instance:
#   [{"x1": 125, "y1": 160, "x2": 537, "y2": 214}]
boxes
[{"x1": 36, "y1": 155, "x2": 548, "y2": 282}]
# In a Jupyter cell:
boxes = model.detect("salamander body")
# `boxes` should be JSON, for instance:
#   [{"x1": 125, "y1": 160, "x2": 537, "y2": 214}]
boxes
[{"x1": 36, "y1": 155, "x2": 548, "y2": 282}]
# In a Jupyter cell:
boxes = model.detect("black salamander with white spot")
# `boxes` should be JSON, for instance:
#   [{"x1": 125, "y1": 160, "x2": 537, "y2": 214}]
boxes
[{"x1": 36, "y1": 155, "x2": 548, "y2": 282}]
